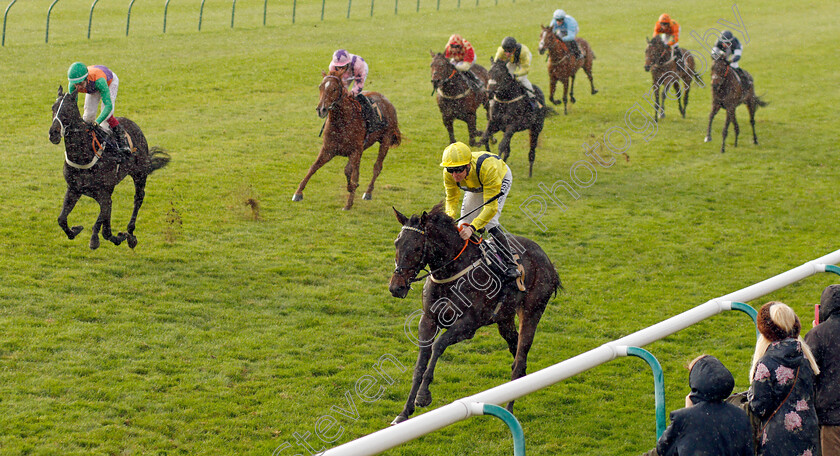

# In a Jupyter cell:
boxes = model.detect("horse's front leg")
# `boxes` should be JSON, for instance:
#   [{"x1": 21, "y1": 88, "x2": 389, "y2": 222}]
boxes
[
  {"x1": 569, "y1": 73, "x2": 577, "y2": 104},
  {"x1": 415, "y1": 317, "x2": 478, "y2": 409},
  {"x1": 122, "y1": 174, "x2": 147, "y2": 249},
  {"x1": 731, "y1": 108, "x2": 740, "y2": 148},
  {"x1": 464, "y1": 111, "x2": 480, "y2": 147},
  {"x1": 58, "y1": 188, "x2": 84, "y2": 240},
  {"x1": 720, "y1": 107, "x2": 734, "y2": 154},
  {"x1": 442, "y1": 111, "x2": 456, "y2": 145},
  {"x1": 292, "y1": 147, "x2": 333, "y2": 202},
  {"x1": 343, "y1": 150, "x2": 362, "y2": 210},
  {"x1": 91, "y1": 191, "x2": 125, "y2": 249},
  {"x1": 392, "y1": 315, "x2": 438, "y2": 425},
  {"x1": 499, "y1": 129, "x2": 515, "y2": 162},
  {"x1": 562, "y1": 79, "x2": 570, "y2": 115},
  {"x1": 747, "y1": 100, "x2": 759, "y2": 145},
  {"x1": 705, "y1": 102, "x2": 721, "y2": 143},
  {"x1": 681, "y1": 82, "x2": 691, "y2": 118},
  {"x1": 549, "y1": 74, "x2": 560, "y2": 105}
]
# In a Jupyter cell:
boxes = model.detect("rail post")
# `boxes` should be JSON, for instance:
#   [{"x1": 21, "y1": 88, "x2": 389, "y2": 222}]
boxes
[
  {"x1": 199, "y1": 0, "x2": 206, "y2": 30},
  {"x1": 230, "y1": 0, "x2": 236, "y2": 28},
  {"x1": 46, "y1": 0, "x2": 61, "y2": 43},
  {"x1": 480, "y1": 403, "x2": 526, "y2": 456},
  {"x1": 3, "y1": 0, "x2": 18, "y2": 46},
  {"x1": 163, "y1": 0, "x2": 172, "y2": 33},
  {"x1": 87, "y1": 0, "x2": 99, "y2": 39},
  {"x1": 126, "y1": 0, "x2": 136, "y2": 36},
  {"x1": 619, "y1": 346, "x2": 666, "y2": 440}
]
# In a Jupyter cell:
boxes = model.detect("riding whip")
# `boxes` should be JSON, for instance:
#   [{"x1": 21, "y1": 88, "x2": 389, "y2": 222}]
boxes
[{"x1": 455, "y1": 192, "x2": 503, "y2": 224}]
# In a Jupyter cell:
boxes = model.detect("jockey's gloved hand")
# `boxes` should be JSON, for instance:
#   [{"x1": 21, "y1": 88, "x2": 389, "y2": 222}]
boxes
[{"x1": 458, "y1": 224, "x2": 475, "y2": 240}]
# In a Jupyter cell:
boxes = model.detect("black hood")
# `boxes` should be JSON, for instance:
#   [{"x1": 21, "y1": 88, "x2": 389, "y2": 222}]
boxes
[
  {"x1": 688, "y1": 355, "x2": 735, "y2": 404},
  {"x1": 820, "y1": 284, "x2": 840, "y2": 323}
]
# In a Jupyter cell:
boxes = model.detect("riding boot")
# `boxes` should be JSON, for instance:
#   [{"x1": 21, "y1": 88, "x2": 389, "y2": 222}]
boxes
[
  {"x1": 673, "y1": 47, "x2": 684, "y2": 62},
  {"x1": 489, "y1": 226, "x2": 521, "y2": 280},
  {"x1": 525, "y1": 89, "x2": 539, "y2": 111},
  {"x1": 355, "y1": 93, "x2": 384, "y2": 133},
  {"x1": 463, "y1": 71, "x2": 484, "y2": 95},
  {"x1": 734, "y1": 67, "x2": 750, "y2": 90},
  {"x1": 110, "y1": 123, "x2": 131, "y2": 163},
  {"x1": 568, "y1": 40, "x2": 582, "y2": 59}
]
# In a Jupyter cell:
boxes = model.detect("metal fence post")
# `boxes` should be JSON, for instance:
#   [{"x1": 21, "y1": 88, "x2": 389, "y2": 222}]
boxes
[
  {"x1": 370, "y1": 0, "x2": 374, "y2": 17},
  {"x1": 481, "y1": 404, "x2": 526, "y2": 456},
  {"x1": 199, "y1": 0, "x2": 206, "y2": 30},
  {"x1": 46, "y1": 0, "x2": 61, "y2": 43},
  {"x1": 263, "y1": 0, "x2": 267, "y2": 25},
  {"x1": 824, "y1": 264, "x2": 840, "y2": 276},
  {"x1": 346, "y1": 0, "x2": 351, "y2": 18},
  {"x1": 87, "y1": 0, "x2": 99, "y2": 38},
  {"x1": 126, "y1": 0, "x2": 136, "y2": 36},
  {"x1": 163, "y1": 0, "x2": 172, "y2": 33},
  {"x1": 624, "y1": 346, "x2": 667, "y2": 440},
  {"x1": 293, "y1": 0, "x2": 298, "y2": 23},
  {"x1": 230, "y1": 0, "x2": 236, "y2": 28},
  {"x1": 3, "y1": 0, "x2": 18, "y2": 46},
  {"x1": 394, "y1": 0, "x2": 397, "y2": 15}
]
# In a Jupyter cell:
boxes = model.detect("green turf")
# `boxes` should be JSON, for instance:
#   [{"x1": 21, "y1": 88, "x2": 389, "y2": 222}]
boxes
[{"x1": 1, "y1": 0, "x2": 839, "y2": 454}]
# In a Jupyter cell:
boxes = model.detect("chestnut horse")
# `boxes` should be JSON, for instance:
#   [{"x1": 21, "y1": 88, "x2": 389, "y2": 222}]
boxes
[
  {"x1": 705, "y1": 57, "x2": 766, "y2": 153},
  {"x1": 292, "y1": 71, "x2": 401, "y2": 210},
  {"x1": 48, "y1": 86, "x2": 170, "y2": 249},
  {"x1": 389, "y1": 203, "x2": 561, "y2": 424},
  {"x1": 430, "y1": 51, "x2": 489, "y2": 146},
  {"x1": 538, "y1": 25, "x2": 598, "y2": 114},
  {"x1": 644, "y1": 37, "x2": 700, "y2": 119}
]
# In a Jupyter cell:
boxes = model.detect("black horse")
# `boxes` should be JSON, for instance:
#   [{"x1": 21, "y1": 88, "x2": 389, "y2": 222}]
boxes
[
  {"x1": 48, "y1": 86, "x2": 170, "y2": 249},
  {"x1": 389, "y1": 203, "x2": 561, "y2": 424},
  {"x1": 479, "y1": 58, "x2": 550, "y2": 178},
  {"x1": 430, "y1": 51, "x2": 490, "y2": 146},
  {"x1": 705, "y1": 57, "x2": 767, "y2": 153}
]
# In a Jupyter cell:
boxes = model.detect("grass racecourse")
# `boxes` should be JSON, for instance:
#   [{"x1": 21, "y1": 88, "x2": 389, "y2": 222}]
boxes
[{"x1": 1, "y1": 0, "x2": 839, "y2": 454}]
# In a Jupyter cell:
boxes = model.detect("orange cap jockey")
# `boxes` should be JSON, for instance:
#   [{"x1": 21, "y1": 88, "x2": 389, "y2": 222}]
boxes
[{"x1": 653, "y1": 13, "x2": 679, "y2": 47}]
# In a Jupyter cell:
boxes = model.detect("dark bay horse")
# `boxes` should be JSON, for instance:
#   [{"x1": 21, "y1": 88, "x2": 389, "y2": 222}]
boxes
[
  {"x1": 293, "y1": 71, "x2": 401, "y2": 210},
  {"x1": 705, "y1": 57, "x2": 767, "y2": 153},
  {"x1": 538, "y1": 25, "x2": 598, "y2": 114},
  {"x1": 430, "y1": 52, "x2": 490, "y2": 147},
  {"x1": 644, "y1": 37, "x2": 699, "y2": 119},
  {"x1": 49, "y1": 86, "x2": 170, "y2": 250},
  {"x1": 478, "y1": 58, "x2": 549, "y2": 178},
  {"x1": 389, "y1": 203, "x2": 561, "y2": 424}
]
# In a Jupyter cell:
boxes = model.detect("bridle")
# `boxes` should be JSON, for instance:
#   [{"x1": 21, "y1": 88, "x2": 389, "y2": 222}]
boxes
[
  {"x1": 431, "y1": 59, "x2": 469, "y2": 99},
  {"x1": 393, "y1": 224, "x2": 474, "y2": 287},
  {"x1": 51, "y1": 92, "x2": 104, "y2": 169},
  {"x1": 321, "y1": 74, "x2": 345, "y2": 112}
]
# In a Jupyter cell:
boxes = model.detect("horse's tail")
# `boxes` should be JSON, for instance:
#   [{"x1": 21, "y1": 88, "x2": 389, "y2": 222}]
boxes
[
  {"x1": 754, "y1": 94, "x2": 768, "y2": 108},
  {"x1": 149, "y1": 147, "x2": 171, "y2": 173},
  {"x1": 543, "y1": 105, "x2": 559, "y2": 117},
  {"x1": 390, "y1": 126, "x2": 402, "y2": 147}
]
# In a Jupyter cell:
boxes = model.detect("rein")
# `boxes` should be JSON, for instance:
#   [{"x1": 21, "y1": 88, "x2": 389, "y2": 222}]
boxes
[
  {"x1": 323, "y1": 74, "x2": 345, "y2": 112},
  {"x1": 394, "y1": 224, "x2": 478, "y2": 285},
  {"x1": 53, "y1": 94, "x2": 104, "y2": 170}
]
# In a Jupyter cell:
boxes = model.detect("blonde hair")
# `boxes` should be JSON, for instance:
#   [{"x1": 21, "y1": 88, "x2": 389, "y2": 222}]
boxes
[{"x1": 749, "y1": 302, "x2": 820, "y2": 379}]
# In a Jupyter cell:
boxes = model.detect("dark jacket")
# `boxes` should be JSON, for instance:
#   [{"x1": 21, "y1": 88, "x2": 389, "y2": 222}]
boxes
[
  {"x1": 749, "y1": 339, "x2": 820, "y2": 456},
  {"x1": 657, "y1": 356, "x2": 754, "y2": 456},
  {"x1": 804, "y1": 284, "x2": 840, "y2": 426}
]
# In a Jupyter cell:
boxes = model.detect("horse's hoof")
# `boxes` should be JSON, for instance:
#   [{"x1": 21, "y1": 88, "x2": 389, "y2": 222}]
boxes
[
  {"x1": 362, "y1": 193, "x2": 372, "y2": 201},
  {"x1": 551, "y1": 99, "x2": 560, "y2": 105},
  {"x1": 391, "y1": 415, "x2": 408, "y2": 426},
  {"x1": 291, "y1": 193, "x2": 303, "y2": 202},
  {"x1": 591, "y1": 89, "x2": 599, "y2": 95},
  {"x1": 704, "y1": 136, "x2": 712, "y2": 143},
  {"x1": 753, "y1": 140, "x2": 759, "y2": 145},
  {"x1": 658, "y1": 112, "x2": 665, "y2": 119},
  {"x1": 570, "y1": 97, "x2": 576, "y2": 104},
  {"x1": 415, "y1": 391, "x2": 432, "y2": 408},
  {"x1": 69, "y1": 226, "x2": 84, "y2": 239},
  {"x1": 89, "y1": 237, "x2": 100, "y2": 250}
]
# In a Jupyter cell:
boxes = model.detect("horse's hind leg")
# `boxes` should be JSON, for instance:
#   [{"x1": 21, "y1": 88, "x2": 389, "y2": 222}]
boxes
[
  {"x1": 720, "y1": 107, "x2": 734, "y2": 154},
  {"x1": 343, "y1": 151, "x2": 362, "y2": 210},
  {"x1": 363, "y1": 142, "x2": 389, "y2": 201},
  {"x1": 549, "y1": 77, "x2": 560, "y2": 105},
  {"x1": 58, "y1": 189, "x2": 84, "y2": 240},
  {"x1": 506, "y1": 306, "x2": 547, "y2": 412},
  {"x1": 585, "y1": 60, "x2": 598, "y2": 95},
  {"x1": 122, "y1": 174, "x2": 147, "y2": 249},
  {"x1": 731, "y1": 108, "x2": 740, "y2": 148},
  {"x1": 681, "y1": 83, "x2": 691, "y2": 118},
  {"x1": 562, "y1": 80, "x2": 570, "y2": 115},
  {"x1": 747, "y1": 100, "x2": 758, "y2": 144},
  {"x1": 442, "y1": 113, "x2": 456, "y2": 145},
  {"x1": 292, "y1": 148, "x2": 333, "y2": 202},
  {"x1": 497, "y1": 316, "x2": 519, "y2": 363}
]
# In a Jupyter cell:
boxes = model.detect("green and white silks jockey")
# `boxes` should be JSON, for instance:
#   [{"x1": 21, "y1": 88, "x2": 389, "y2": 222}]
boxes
[{"x1": 67, "y1": 62, "x2": 130, "y2": 157}]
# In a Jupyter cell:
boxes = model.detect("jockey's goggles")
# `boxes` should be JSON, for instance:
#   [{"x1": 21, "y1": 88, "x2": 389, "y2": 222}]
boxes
[{"x1": 446, "y1": 165, "x2": 468, "y2": 174}]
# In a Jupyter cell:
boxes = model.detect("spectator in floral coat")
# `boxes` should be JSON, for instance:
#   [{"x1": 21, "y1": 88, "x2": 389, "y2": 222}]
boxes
[
  {"x1": 805, "y1": 285, "x2": 840, "y2": 456},
  {"x1": 654, "y1": 354, "x2": 754, "y2": 456},
  {"x1": 749, "y1": 301, "x2": 821, "y2": 456}
]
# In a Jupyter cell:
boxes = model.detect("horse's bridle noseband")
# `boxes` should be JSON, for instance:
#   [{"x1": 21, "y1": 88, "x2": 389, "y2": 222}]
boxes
[
  {"x1": 393, "y1": 225, "x2": 429, "y2": 285},
  {"x1": 51, "y1": 94, "x2": 70, "y2": 138}
]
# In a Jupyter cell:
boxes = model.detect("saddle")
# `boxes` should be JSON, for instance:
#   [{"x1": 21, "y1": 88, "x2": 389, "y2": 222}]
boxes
[
  {"x1": 478, "y1": 238, "x2": 526, "y2": 292},
  {"x1": 357, "y1": 94, "x2": 387, "y2": 134},
  {"x1": 91, "y1": 125, "x2": 134, "y2": 163}
]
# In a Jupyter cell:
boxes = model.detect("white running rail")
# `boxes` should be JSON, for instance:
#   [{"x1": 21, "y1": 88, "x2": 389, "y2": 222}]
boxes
[{"x1": 319, "y1": 249, "x2": 840, "y2": 456}]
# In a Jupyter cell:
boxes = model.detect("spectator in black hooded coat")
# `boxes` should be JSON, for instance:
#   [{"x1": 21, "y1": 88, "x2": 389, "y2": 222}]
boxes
[
  {"x1": 654, "y1": 354, "x2": 754, "y2": 456},
  {"x1": 805, "y1": 285, "x2": 840, "y2": 456}
]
